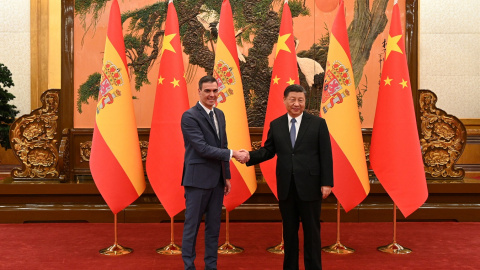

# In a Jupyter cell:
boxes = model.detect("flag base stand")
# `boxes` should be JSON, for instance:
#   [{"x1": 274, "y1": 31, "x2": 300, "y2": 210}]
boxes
[
  {"x1": 100, "y1": 243, "x2": 133, "y2": 256},
  {"x1": 322, "y1": 241, "x2": 355, "y2": 254},
  {"x1": 377, "y1": 203, "x2": 412, "y2": 254},
  {"x1": 377, "y1": 242, "x2": 412, "y2": 254},
  {"x1": 267, "y1": 225, "x2": 284, "y2": 254},
  {"x1": 157, "y1": 217, "x2": 182, "y2": 255},
  {"x1": 266, "y1": 242, "x2": 284, "y2": 254},
  {"x1": 218, "y1": 241, "x2": 244, "y2": 254},
  {"x1": 322, "y1": 200, "x2": 355, "y2": 254},
  {"x1": 156, "y1": 242, "x2": 182, "y2": 255},
  {"x1": 218, "y1": 211, "x2": 243, "y2": 254},
  {"x1": 99, "y1": 214, "x2": 132, "y2": 256}
]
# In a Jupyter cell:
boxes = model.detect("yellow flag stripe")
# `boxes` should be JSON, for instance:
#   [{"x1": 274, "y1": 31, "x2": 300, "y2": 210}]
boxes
[
  {"x1": 321, "y1": 35, "x2": 369, "y2": 192},
  {"x1": 214, "y1": 38, "x2": 256, "y2": 193},
  {"x1": 96, "y1": 38, "x2": 144, "y2": 194}
]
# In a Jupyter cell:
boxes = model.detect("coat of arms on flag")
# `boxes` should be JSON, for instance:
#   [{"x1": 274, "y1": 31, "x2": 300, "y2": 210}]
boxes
[
  {"x1": 214, "y1": 60, "x2": 236, "y2": 105},
  {"x1": 322, "y1": 61, "x2": 352, "y2": 114}
]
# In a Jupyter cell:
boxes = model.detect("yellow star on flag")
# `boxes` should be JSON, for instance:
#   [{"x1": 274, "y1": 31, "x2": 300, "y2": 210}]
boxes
[
  {"x1": 386, "y1": 34, "x2": 402, "y2": 60},
  {"x1": 161, "y1": 33, "x2": 176, "y2": 56},
  {"x1": 384, "y1": 76, "x2": 392, "y2": 86},
  {"x1": 158, "y1": 76, "x2": 165, "y2": 85},
  {"x1": 273, "y1": 75, "x2": 280, "y2": 84},
  {"x1": 171, "y1": 78, "x2": 180, "y2": 87},
  {"x1": 275, "y1": 33, "x2": 291, "y2": 57},
  {"x1": 286, "y1": 78, "x2": 295, "y2": 85},
  {"x1": 399, "y1": 79, "x2": 408, "y2": 88}
]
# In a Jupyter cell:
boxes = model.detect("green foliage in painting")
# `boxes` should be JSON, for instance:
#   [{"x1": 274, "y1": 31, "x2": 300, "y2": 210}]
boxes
[{"x1": 0, "y1": 63, "x2": 19, "y2": 149}]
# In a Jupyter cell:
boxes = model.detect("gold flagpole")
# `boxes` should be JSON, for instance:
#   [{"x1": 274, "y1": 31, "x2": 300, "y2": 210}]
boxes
[
  {"x1": 218, "y1": 210, "x2": 243, "y2": 254},
  {"x1": 267, "y1": 225, "x2": 284, "y2": 254},
  {"x1": 377, "y1": 203, "x2": 412, "y2": 254},
  {"x1": 99, "y1": 213, "x2": 133, "y2": 255},
  {"x1": 322, "y1": 199, "x2": 354, "y2": 254},
  {"x1": 157, "y1": 216, "x2": 182, "y2": 255}
]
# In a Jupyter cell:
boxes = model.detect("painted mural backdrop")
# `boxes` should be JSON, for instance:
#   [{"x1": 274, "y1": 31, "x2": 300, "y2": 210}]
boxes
[{"x1": 74, "y1": 0, "x2": 406, "y2": 128}]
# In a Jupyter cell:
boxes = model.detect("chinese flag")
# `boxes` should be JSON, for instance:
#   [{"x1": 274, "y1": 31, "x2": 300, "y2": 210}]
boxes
[
  {"x1": 370, "y1": 2, "x2": 428, "y2": 217},
  {"x1": 260, "y1": 0, "x2": 299, "y2": 199},
  {"x1": 214, "y1": 0, "x2": 257, "y2": 211},
  {"x1": 320, "y1": 0, "x2": 369, "y2": 212},
  {"x1": 90, "y1": 0, "x2": 146, "y2": 214},
  {"x1": 146, "y1": 0, "x2": 189, "y2": 217}
]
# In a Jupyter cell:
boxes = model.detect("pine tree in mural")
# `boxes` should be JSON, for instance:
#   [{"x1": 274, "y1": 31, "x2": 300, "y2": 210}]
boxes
[
  {"x1": 0, "y1": 63, "x2": 19, "y2": 149},
  {"x1": 76, "y1": 0, "x2": 389, "y2": 126}
]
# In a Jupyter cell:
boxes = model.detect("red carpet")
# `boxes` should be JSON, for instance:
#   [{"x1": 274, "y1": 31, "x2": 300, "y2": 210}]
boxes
[{"x1": 0, "y1": 222, "x2": 479, "y2": 269}]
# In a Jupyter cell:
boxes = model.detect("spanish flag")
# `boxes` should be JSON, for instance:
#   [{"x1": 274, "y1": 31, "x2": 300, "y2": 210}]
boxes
[
  {"x1": 370, "y1": 1, "x2": 428, "y2": 217},
  {"x1": 146, "y1": 0, "x2": 188, "y2": 217},
  {"x1": 260, "y1": 0, "x2": 299, "y2": 199},
  {"x1": 320, "y1": 0, "x2": 369, "y2": 212},
  {"x1": 213, "y1": 0, "x2": 257, "y2": 211},
  {"x1": 90, "y1": 0, "x2": 146, "y2": 215}
]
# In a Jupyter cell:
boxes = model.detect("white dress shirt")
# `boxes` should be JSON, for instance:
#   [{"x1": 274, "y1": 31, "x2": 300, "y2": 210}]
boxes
[
  {"x1": 198, "y1": 101, "x2": 232, "y2": 159},
  {"x1": 287, "y1": 112, "x2": 303, "y2": 141},
  {"x1": 198, "y1": 101, "x2": 219, "y2": 136}
]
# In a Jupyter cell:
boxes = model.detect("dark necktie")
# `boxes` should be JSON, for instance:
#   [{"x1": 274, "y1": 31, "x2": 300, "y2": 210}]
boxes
[
  {"x1": 209, "y1": 110, "x2": 219, "y2": 137},
  {"x1": 290, "y1": 118, "x2": 296, "y2": 148},
  {"x1": 209, "y1": 111, "x2": 215, "y2": 126}
]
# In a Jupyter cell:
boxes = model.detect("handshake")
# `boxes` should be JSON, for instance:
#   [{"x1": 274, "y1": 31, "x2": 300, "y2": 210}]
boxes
[{"x1": 233, "y1": 149, "x2": 250, "y2": 164}]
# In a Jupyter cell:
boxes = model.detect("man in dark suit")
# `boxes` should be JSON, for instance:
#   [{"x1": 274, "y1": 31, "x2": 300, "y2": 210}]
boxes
[
  {"x1": 247, "y1": 84, "x2": 334, "y2": 270},
  {"x1": 181, "y1": 75, "x2": 248, "y2": 270}
]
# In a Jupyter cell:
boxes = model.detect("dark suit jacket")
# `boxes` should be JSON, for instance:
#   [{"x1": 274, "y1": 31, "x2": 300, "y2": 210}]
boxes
[
  {"x1": 247, "y1": 112, "x2": 333, "y2": 201},
  {"x1": 181, "y1": 102, "x2": 231, "y2": 189}
]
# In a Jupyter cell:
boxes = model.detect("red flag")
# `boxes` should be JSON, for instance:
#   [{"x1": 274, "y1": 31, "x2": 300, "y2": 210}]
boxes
[
  {"x1": 90, "y1": 0, "x2": 146, "y2": 214},
  {"x1": 213, "y1": 0, "x2": 257, "y2": 211},
  {"x1": 370, "y1": 2, "x2": 428, "y2": 217},
  {"x1": 146, "y1": 0, "x2": 189, "y2": 217},
  {"x1": 260, "y1": 0, "x2": 299, "y2": 199},
  {"x1": 320, "y1": 0, "x2": 370, "y2": 212}
]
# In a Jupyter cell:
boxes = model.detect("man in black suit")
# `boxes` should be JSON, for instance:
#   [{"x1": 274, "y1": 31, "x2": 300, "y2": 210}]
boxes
[
  {"x1": 247, "y1": 84, "x2": 334, "y2": 270},
  {"x1": 181, "y1": 75, "x2": 248, "y2": 270}
]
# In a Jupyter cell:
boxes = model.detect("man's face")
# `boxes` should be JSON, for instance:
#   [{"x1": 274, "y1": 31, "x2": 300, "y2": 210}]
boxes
[
  {"x1": 198, "y1": 81, "x2": 219, "y2": 110},
  {"x1": 283, "y1": 91, "x2": 306, "y2": 118}
]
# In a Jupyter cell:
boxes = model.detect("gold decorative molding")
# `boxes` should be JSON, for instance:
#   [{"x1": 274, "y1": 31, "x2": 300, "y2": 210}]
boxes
[
  {"x1": 58, "y1": 128, "x2": 70, "y2": 182},
  {"x1": 9, "y1": 90, "x2": 60, "y2": 179},
  {"x1": 364, "y1": 142, "x2": 370, "y2": 162},
  {"x1": 79, "y1": 140, "x2": 149, "y2": 162},
  {"x1": 139, "y1": 141, "x2": 149, "y2": 161},
  {"x1": 419, "y1": 89, "x2": 466, "y2": 179},
  {"x1": 252, "y1": 141, "x2": 262, "y2": 151},
  {"x1": 79, "y1": 141, "x2": 92, "y2": 162}
]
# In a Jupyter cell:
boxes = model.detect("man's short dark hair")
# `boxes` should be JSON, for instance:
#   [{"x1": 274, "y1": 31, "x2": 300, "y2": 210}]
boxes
[
  {"x1": 284, "y1": 84, "x2": 307, "y2": 97},
  {"x1": 198, "y1": 75, "x2": 217, "y2": 90}
]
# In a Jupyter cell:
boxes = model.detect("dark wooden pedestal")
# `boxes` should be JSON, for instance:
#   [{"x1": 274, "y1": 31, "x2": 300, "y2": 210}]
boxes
[{"x1": 1, "y1": 178, "x2": 479, "y2": 223}]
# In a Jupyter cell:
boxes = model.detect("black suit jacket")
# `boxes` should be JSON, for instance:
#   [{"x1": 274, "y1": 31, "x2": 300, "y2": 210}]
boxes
[
  {"x1": 181, "y1": 102, "x2": 231, "y2": 189},
  {"x1": 247, "y1": 112, "x2": 333, "y2": 201}
]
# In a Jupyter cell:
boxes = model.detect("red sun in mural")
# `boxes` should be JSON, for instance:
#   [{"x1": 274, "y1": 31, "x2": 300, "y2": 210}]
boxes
[{"x1": 315, "y1": 0, "x2": 339, "y2": 13}]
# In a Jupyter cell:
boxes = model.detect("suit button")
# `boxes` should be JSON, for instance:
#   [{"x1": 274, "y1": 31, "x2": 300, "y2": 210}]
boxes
[{"x1": 292, "y1": 154, "x2": 294, "y2": 156}]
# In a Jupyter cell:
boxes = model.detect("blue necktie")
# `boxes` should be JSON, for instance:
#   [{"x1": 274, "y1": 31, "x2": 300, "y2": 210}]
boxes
[{"x1": 290, "y1": 118, "x2": 296, "y2": 148}]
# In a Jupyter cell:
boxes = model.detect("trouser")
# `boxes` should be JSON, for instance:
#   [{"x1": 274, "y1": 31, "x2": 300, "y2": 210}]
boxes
[
  {"x1": 182, "y1": 181, "x2": 224, "y2": 270},
  {"x1": 279, "y1": 179, "x2": 322, "y2": 270}
]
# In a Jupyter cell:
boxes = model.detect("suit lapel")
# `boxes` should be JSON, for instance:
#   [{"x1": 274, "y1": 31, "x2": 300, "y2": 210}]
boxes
[
  {"x1": 279, "y1": 114, "x2": 293, "y2": 151},
  {"x1": 295, "y1": 112, "x2": 311, "y2": 149},
  {"x1": 215, "y1": 108, "x2": 224, "y2": 142},
  {"x1": 196, "y1": 102, "x2": 218, "y2": 137}
]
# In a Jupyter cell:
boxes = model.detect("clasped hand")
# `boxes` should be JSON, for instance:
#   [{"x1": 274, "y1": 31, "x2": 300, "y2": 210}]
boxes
[{"x1": 233, "y1": 149, "x2": 250, "y2": 164}]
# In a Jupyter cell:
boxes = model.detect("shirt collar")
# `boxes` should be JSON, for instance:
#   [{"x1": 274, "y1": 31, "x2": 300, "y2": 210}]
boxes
[
  {"x1": 287, "y1": 112, "x2": 303, "y2": 124},
  {"x1": 198, "y1": 101, "x2": 215, "y2": 115}
]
